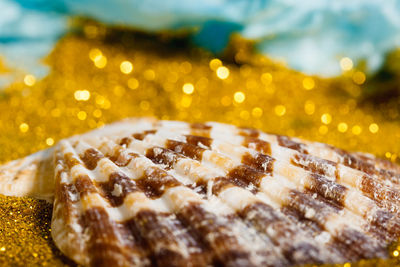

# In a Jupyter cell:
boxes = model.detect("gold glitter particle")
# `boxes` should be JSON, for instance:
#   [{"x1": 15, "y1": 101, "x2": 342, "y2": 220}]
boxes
[
  {"x1": 23, "y1": 74, "x2": 36, "y2": 86},
  {"x1": 252, "y1": 107, "x2": 263, "y2": 118},
  {"x1": 319, "y1": 125, "x2": 329, "y2": 135},
  {"x1": 216, "y1": 66, "x2": 230, "y2": 80},
  {"x1": 220, "y1": 96, "x2": 231, "y2": 106},
  {"x1": 233, "y1": 91, "x2": 245, "y2": 103},
  {"x1": 353, "y1": 71, "x2": 366, "y2": 85},
  {"x1": 274, "y1": 105, "x2": 286, "y2": 116},
  {"x1": 46, "y1": 138, "x2": 54, "y2": 146},
  {"x1": 337, "y1": 122, "x2": 348, "y2": 133},
  {"x1": 304, "y1": 100, "x2": 315, "y2": 115},
  {"x1": 181, "y1": 96, "x2": 192, "y2": 108},
  {"x1": 94, "y1": 55, "x2": 107, "y2": 68},
  {"x1": 340, "y1": 57, "x2": 353, "y2": 71},
  {"x1": 90, "y1": 48, "x2": 107, "y2": 68},
  {"x1": 393, "y1": 250, "x2": 399, "y2": 257},
  {"x1": 0, "y1": 247, "x2": 5, "y2": 252},
  {"x1": 180, "y1": 61, "x2": 192, "y2": 74},
  {"x1": 77, "y1": 111, "x2": 87, "y2": 120},
  {"x1": 209, "y1": 58, "x2": 222, "y2": 70},
  {"x1": 182, "y1": 83, "x2": 194, "y2": 95},
  {"x1": 343, "y1": 263, "x2": 351, "y2": 267},
  {"x1": 260, "y1": 72, "x2": 272, "y2": 85},
  {"x1": 89, "y1": 48, "x2": 102, "y2": 61},
  {"x1": 74, "y1": 90, "x2": 91, "y2": 101},
  {"x1": 120, "y1": 61, "x2": 133, "y2": 74},
  {"x1": 352, "y1": 125, "x2": 362, "y2": 135},
  {"x1": 93, "y1": 109, "x2": 102, "y2": 118},
  {"x1": 302, "y1": 77, "x2": 315, "y2": 90},
  {"x1": 369, "y1": 123, "x2": 379, "y2": 133},
  {"x1": 240, "y1": 110, "x2": 250, "y2": 120},
  {"x1": 128, "y1": 78, "x2": 139, "y2": 90},
  {"x1": 113, "y1": 85, "x2": 125, "y2": 97},
  {"x1": 144, "y1": 69, "x2": 155, "y2": 80},
  {"x1": 140, "y1": 100, "x2": 150, "y2": 110},
  {"x1": 19, "y1": 123, "x2": 29, "y2": 133},
  {"x1": 321, "y1": 113, "x2": 332, "y2": 125}
]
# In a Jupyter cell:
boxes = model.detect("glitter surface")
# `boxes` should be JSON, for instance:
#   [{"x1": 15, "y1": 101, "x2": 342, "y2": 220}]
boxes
[
  {"x1": 0, "y1": 20, "x2": 400, "y2": 265},
  {"x1": 0, "y1": 195, "x2": 75, "y2": 266}
]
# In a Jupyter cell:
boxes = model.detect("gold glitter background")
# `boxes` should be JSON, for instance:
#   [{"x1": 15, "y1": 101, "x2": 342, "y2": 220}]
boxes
[{"x1": 0, "y1": 20, "x2": 400, "y2": 266}]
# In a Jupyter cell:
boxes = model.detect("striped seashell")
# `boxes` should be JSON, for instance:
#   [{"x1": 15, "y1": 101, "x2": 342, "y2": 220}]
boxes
[{"x1": 1, "y1": 117, "x2": 399, "y2": 266}]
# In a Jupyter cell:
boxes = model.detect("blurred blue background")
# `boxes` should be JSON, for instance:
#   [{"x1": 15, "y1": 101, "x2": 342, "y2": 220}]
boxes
[{"x1": 1, "y1": 0, "x2": 400, "y2": 77}]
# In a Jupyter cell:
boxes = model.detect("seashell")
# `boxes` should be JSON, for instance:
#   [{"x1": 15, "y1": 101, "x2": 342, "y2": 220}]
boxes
[{"x1": 1, "y1": 117, "x2": 400, "y2": 266}]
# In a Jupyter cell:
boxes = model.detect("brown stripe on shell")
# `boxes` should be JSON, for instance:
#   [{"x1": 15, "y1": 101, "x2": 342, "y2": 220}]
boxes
[
  {"x1": 306, "y1": 145, "x2": 400, "y2": 184},
  {"x1": 298, "y1": 191, "x2": 391, "y2": 244},
  {"x1": 132, "y1": 130, "x2": 157, "y2": 141},
  {"x1": 119, "y1": 137, "x2": 132, "y2": 147},
  {"x1": 291, "y1": 153, "x2": 338, "y2": 179},
  {"x1": 242, "y1": 137, "x2": 272, "y2": 155},
  {"x1": 209, "y1": 177, "x2": 237, "y2": 195},
  {"x1": 284, "y1": 190, "x2": 336, "y2": 227},
  {"x1": 366, "y1": 209, "x2": 400, "y2": 239},
  {"x1": 74, "y1": 174, "x2": 97, "y2": 197},
  {"x1": 238, "y1": 127, "x2": 260, "y2": 138},
  {"x1": 53, "y1": 151, "x2": 79, "y2": 223},
  {"x1": 307, "y1": 173, "x2": 347, "y2": 207},
  {"x1": 191, "y1": 123, "x2": 211, "y2": 130},
  {"x1": 238, "y1": 202, "x2": 337, "y2": 264},
  {"x1": 277, "y1": 135, "x2": 308, "y2": 154},
  {"x1": 279, "y1": 203, "x2": 365, "y2": 261},
  {"x1": 241, "y1": 152, "x2": 275, "y2": 174},
  {"x1": 374, "y1": 156, "x2": 400, "y2": 173},
  {"x1": 80, "y1": 148, "x2": 104, "y2": 170},
  {"x1": 282, "y1": 206, "x2": 361, "y2": 262},
  {"x1": 334, "y1": 227, "x2": 387, "y2": 259},
  {"x1": 377, "y1": 169, "x2": 400, "y2": 185},
  {"x1": 136, "y1": 167, "x2": 181, "y2": 199},
  {"x1": 302, "y1": 190, "x2": 393, "y2": 242},
  {"x1": 64, "y1": 152, "x2": 80, "y2": 169},
  {"x1": 177, "y1": 203, "x2": 282, "y2": 267},
  {"x1": 58, "y1": 183, "x2": 79, "y2": 204},
  {"x1": 191, "y1": 177, "x2": 335, "y2": 264},
  {"x1": 280, "y1": 206, "x2": 325, "y2": 247},
  {"x1": 99, "y1": 146, "x2": 184, "y2": 203},
  {"x1": 96, "y1": 172, "x2": 139, "y2": 207},
  {"x1": 81, "y1": 207, "x2": 147, "y2": 267},
  {"x1": 360, "y1": 175, "x2": 400, "y2": 212},
  {"x1": 124, "y1": 210, "x2": 212, "y2": 267},
  {"x1": 185, "y1": 135, "x2": 212, "y2": 149},
  {"x1": 192, "y1": 177, "x2": 240, "y2": 196},
  {"x1": 144, "y1": 141, "x2": 265, "y2": 194},
  {"x1": 146, "y1": 147, "x2": 179, "y2": 169},
  {"x1": 334, "y1": 147, "x2": 375, "y2": 175},
  {"x1": 227, "y1": 165, "x2": 266, "y2": 193},
  {"x1": 302, "y1": 190, "x2": 343, "y2": 213},
  {"x1": 54, "y1": 182, "x2": 79, "y2": 225},
  {"x1": 109, "y1": 149, "x2": 139, "y2": 167},
  {"x1": 166, "y1": 140, "x2": 206, "y2": 161},
  {"x1": 190, "y1": 123, "x2": 211, "y2": 137},
  {"x1": 282, "y1": 190, "x2": 387, "y2": 259}
]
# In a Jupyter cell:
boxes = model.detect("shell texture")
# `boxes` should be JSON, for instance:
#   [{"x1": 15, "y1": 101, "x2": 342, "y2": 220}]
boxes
[{"x1": 1, "y1": 117, "x2": 400, "y2": 266}]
